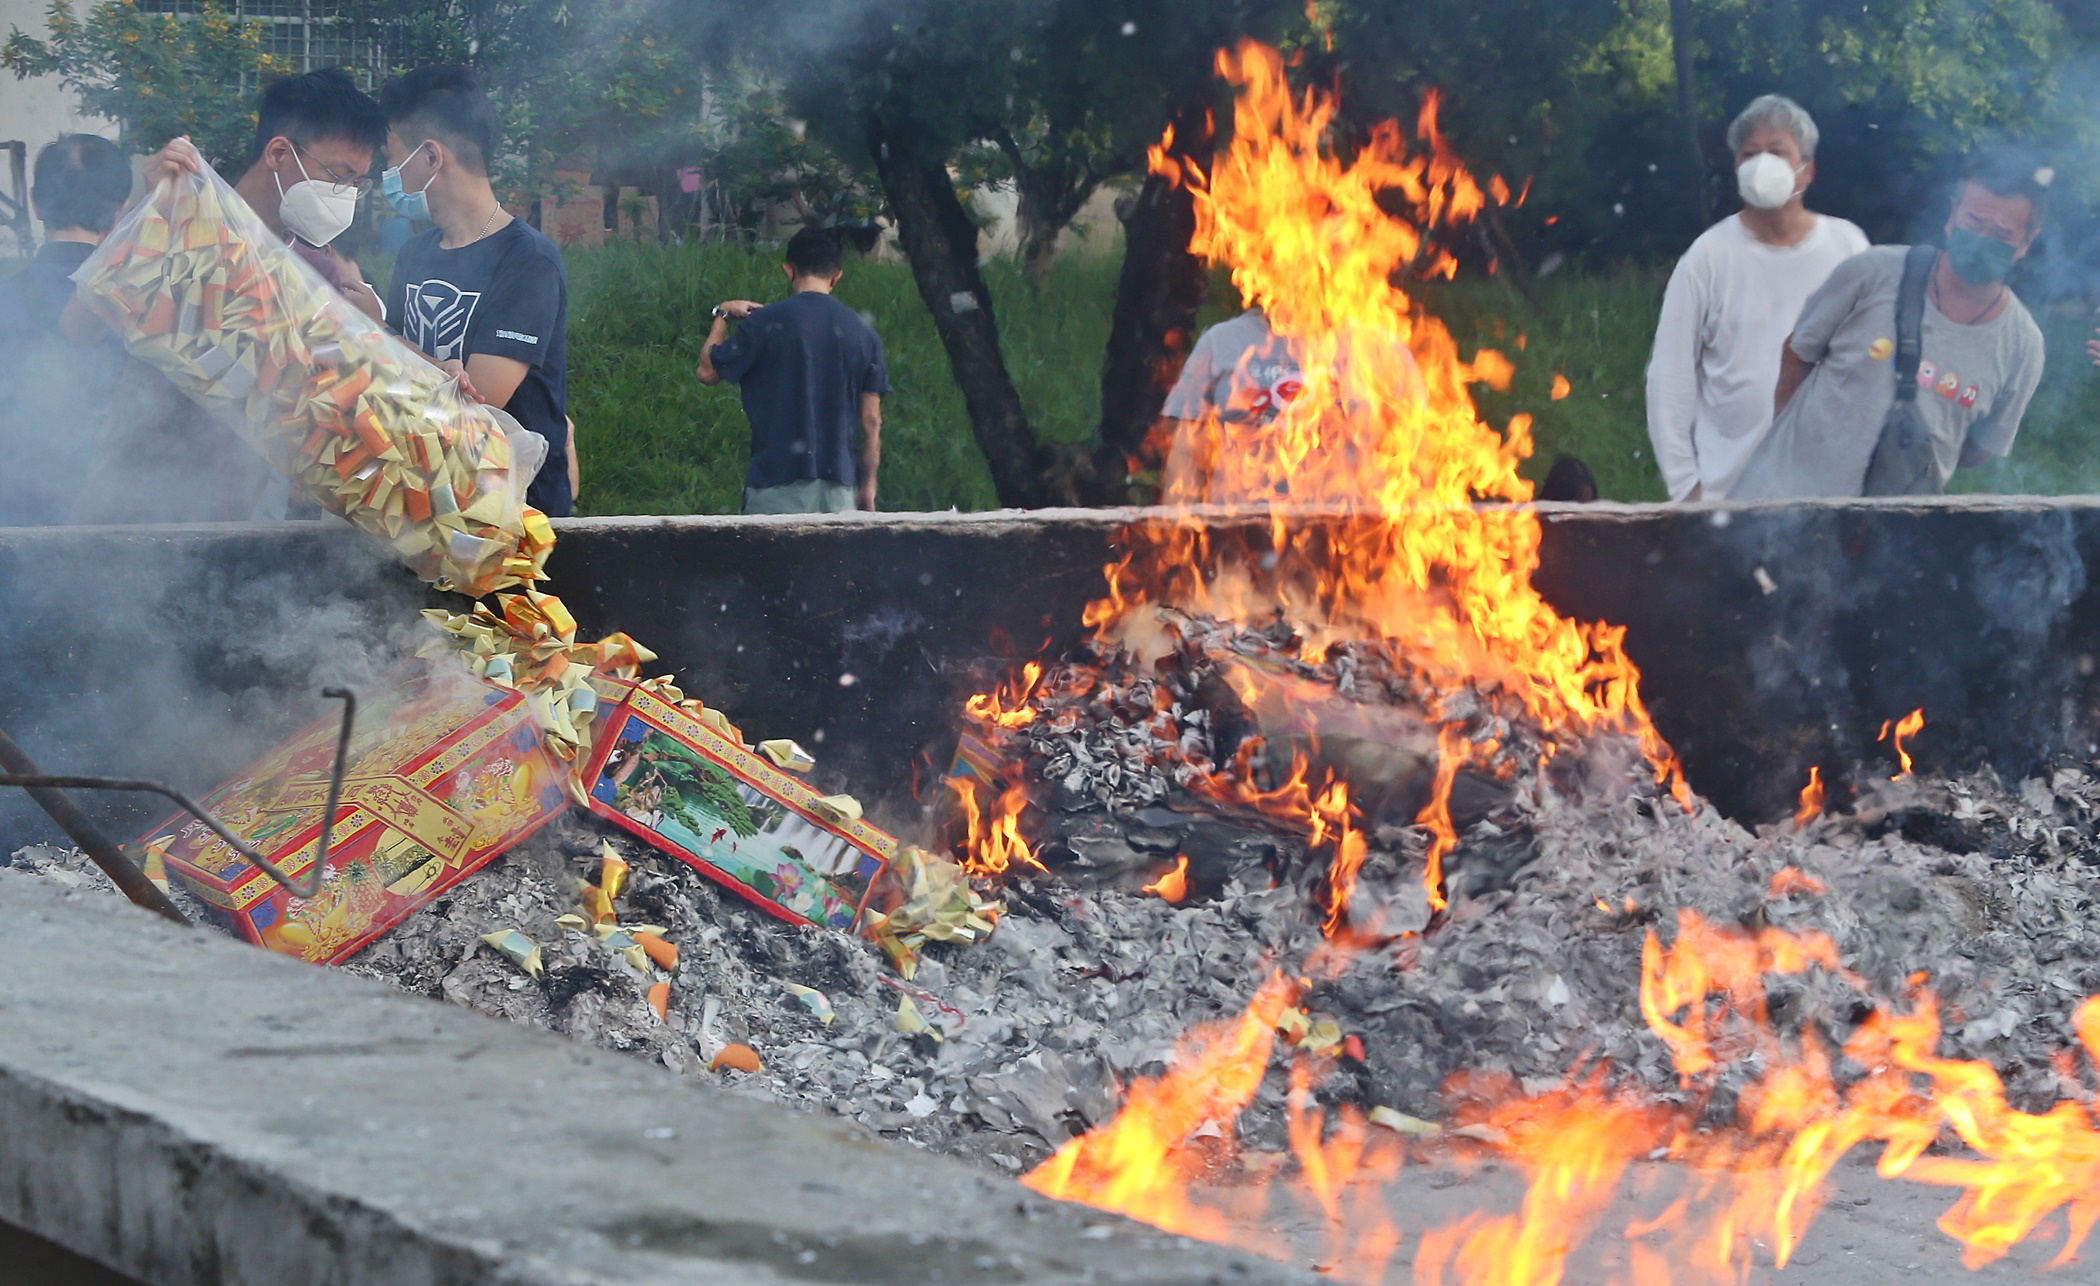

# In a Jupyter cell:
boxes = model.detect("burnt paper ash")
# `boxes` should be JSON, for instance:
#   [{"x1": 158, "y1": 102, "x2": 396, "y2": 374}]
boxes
[{"x1": 14, "y1": 649, "x2": 2100, "y2": 1171}]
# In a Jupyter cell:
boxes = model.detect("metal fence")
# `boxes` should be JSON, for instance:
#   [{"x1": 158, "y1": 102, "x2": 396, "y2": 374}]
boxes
[{"x1": 137, "y1": 0, "x2": 380, "y2": 83}]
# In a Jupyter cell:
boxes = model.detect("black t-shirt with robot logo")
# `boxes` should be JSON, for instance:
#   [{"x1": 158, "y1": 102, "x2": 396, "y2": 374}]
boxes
[{"x1": 387, "y1": 219, "x2": 571, "y2": 515}]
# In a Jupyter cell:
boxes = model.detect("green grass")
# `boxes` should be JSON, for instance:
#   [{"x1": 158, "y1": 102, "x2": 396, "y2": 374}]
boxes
[{"x1": 559, "y1": 242, "x2": 2100, "y2": 514}]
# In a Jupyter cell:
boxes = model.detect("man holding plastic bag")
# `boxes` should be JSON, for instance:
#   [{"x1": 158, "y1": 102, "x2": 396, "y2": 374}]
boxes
[
  {"x1": 379, "y1": 67, "x2": 575, "y2": 518},
  {"x1": 68, "y1": 92, "x2": 553, "y2": 593}
]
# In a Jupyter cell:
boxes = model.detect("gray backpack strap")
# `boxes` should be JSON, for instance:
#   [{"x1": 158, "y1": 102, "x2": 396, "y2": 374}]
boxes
[
  {"x1": 1861, "y1": 244, "x2": 1947, "y2": 496},
  {"x1": 1891, "y1": 243, "x2": 1936, "y2": 403}
]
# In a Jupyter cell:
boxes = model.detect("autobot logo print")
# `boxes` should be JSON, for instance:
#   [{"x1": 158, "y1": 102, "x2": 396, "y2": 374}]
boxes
[{"x1": 405, "y1": 279, "x2": 482, "y2": 362}]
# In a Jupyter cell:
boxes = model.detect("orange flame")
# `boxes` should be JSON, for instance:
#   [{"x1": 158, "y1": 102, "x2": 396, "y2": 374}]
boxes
[
  {"x1": 965, "y1": 660, "x2": 1043, "y2": 729},
  {"x1": 952, "y1": 771, "x2": 1044, "y2": 878},
  {"x1": 1792, "y1": 766, "x2": 1825, "y2": 828},
  {"x1": 1073, "y1": 40, "x2": 1689, "y2": 930},
  {"x1": 1036, "y1": 906, "x2": 2100, "y2": 1282},
  {"x1": 1767, "y1": 865, "x2": 1827, "y2": 898},
  {"x1": 1023, "y1": 972, "x2": 1295, "y2": 1240},
  {"x1": 1880, "y1": 708, "x2": 1925, "y2": 776},
  {"x1": 1143, "y1": 855, "x2": 1191, "y2": 903},
  {"x1": 1024, "y1": 972, "x2": 1405, "y2": 1279}
]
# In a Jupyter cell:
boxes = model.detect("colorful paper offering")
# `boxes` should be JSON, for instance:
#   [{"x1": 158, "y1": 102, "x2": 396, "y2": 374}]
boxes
[
  {"x1": 72, "y1": 162, "x2": 551, "y2": 596},
  {"x1": 581, "y1": 680, "x2": 895, "y2": 932},
  {"x1": 136, "y1": 663, "x2": 569, "y2": 965},
  {"x1": 421, "y1": 589, "x2": 656, "y2": 760}
]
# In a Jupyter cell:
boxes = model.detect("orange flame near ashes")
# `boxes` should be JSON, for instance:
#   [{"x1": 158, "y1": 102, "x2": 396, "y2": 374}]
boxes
[
  {"x1": 1792, "y1": 766, "x2": 1825, "y2": 828},
  {"x1": 1067, "y1": 40, "x2": 1688, "y2": 926},
  {"x1": 952, "y1": 771, "x2": 1044, "y2": 878},
  {"x1": 1143, "y1": 855, "x2": 1191, "y2": 903},
  {"x1": 965, "y1": 661, "x2": 1043, "y2": 729},
  {"x1": 1767, "y1": 865, "x2": 1827, "y2": 898},
  {"x1": 1880, "y1": 708, "x2": 1925, "y2": 776},
  {"x1": 1024, "y1": 971, "x2": 1405, "y2": 1279},
  {"x1": 1033, "y1": 907, "x2": 2100, "y2": 1283}
]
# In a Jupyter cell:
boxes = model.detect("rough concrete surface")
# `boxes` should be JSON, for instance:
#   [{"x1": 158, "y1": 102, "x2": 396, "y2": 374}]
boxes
[{"x1": 0, "y1": 873, "x2": 1305, "y2": 1286}]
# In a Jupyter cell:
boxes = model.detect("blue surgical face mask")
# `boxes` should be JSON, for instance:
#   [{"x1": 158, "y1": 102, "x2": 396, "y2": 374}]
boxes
[{"x1": 382, "y1": 143, "x2": 433, "y2": 222}]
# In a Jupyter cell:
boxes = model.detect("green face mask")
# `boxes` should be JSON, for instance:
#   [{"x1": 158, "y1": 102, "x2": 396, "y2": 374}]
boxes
[{"x1": 1947, "y1": 227, "x2": 2019, "y2": 286}]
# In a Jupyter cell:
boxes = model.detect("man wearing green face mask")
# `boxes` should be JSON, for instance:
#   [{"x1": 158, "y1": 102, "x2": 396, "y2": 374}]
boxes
[{"x1": 1732, "y1": 152, "x2": 2048, "y2": 499}]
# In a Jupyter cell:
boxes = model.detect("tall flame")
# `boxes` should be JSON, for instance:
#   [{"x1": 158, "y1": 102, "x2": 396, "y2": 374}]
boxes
[
  {"x1": 1792, "y1": 766, "x2": 1825, "y2": 827},
  {"x1": 1880, "y1": 708, "x2": 1925, "y2": 777},
  {"x1": 1078, "y1": 41, "x2": 1686, "y2": 920}
]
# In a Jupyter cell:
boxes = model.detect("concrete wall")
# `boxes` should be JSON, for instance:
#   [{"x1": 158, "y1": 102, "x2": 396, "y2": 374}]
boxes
[
  {"x1": 0, "y1": 873, "x2": 1306, "y2": 1286},
  {"x1": 0, "y1": 501, "x2": 2093, "y2": 853}
]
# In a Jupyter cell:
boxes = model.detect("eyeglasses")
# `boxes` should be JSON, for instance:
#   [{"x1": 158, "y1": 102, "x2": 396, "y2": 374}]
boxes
[{"x1": 292, "y1": 140, "x2": 375, "y2": 197}]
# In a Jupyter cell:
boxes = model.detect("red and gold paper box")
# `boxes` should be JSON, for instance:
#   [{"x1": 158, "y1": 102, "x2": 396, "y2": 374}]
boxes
[
  {"x1": 138, "y1": 665, "x2": 569, "y2": 964},
  {"x1": 580, "y1": 681, "x2": 894, "y2": 931}
]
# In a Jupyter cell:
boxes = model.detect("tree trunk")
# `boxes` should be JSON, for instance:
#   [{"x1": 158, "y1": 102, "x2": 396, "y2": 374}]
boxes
[
  {"x1": 1668, "y1": 0, "x2": 1710, "y2": 225},
  {"x1": 1089, "y1": 96, "x2": 1212, "y2": 503},
  {"x1": 868, "y1": 115, "x2": 1053, "y2": 509}
]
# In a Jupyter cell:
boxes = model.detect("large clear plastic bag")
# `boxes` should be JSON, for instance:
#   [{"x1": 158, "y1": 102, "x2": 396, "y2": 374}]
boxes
[{"x1": 72, "y1": 160, "x2": 553, "y2": 596}]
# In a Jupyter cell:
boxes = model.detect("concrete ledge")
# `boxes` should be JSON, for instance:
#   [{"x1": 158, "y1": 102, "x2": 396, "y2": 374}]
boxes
[{"x1": 0, "y1": 874, "x2": 1302, "y2": 1286}]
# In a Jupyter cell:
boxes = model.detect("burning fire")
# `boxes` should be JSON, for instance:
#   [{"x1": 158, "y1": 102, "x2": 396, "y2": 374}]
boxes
[
  {"x1": 1143, "y1": 855, "x2": 1192, "y2": 903},
  {"x1": 965, "y1": 661, "x2": 1044, "y2": 729},
  {"x1": 952, "y1": 769, "x2": 1044, "y2": 878},
  {"x1": 1792, "y1": 766, "x2": 1825, "y2": 827},
  {"x1": 1030, "y1": 908, "x2": 2100, "y2": 1282},
  {"x1": 991, "y1": 39, "x2": 2100, "y2": 1286},
  {"x1": 955, "y1": 39, "x2": 1687, "y2": 920},
  {"x1": 1882, "y1": 708, "x2": 1926, "y2": 776}
]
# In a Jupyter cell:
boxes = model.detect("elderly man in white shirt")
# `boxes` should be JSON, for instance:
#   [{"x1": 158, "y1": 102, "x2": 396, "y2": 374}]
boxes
[{"x1": 1645, "y1": 95, "x2": 1869, "y2": 501}]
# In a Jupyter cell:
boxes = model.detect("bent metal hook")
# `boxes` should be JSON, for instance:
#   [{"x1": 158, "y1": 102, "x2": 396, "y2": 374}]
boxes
[{"x1": 0, "y1": 688, "x2": 357, "y2": 915}]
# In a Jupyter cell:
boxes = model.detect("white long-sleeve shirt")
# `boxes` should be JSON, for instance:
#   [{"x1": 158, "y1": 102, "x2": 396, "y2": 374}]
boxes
[{"x1": 1645, "y1": 213, "x2": 1869, "y2": 499}]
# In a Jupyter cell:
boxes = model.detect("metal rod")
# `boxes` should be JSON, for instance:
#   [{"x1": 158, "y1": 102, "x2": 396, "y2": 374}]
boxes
[
  {"x1": 0, "y1": 727, "x2": 188, "y2": 924},
  {"x1": 0, "y1": 687, "x2": 357, "y2": 909}
]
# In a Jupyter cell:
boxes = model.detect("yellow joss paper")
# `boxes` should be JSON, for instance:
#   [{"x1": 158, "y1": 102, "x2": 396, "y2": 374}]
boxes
[
  {"x1": 479, "y1": 928, "x2": 544, "y2": 979},
  {"x1": 72, "y1": 160, "x2": 547, "y2": 597}
]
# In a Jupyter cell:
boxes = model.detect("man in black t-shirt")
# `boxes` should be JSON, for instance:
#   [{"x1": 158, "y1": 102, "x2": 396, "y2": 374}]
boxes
[
  {"x1": 698, "y1": 228, "x2": 889, "y2": 513},
  {"x1": 378, "y1": 66, "x2": 572, "y2": 516}
]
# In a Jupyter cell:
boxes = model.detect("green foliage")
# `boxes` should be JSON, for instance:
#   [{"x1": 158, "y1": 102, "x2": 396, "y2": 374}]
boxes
[
  {"x1": 1328, "y1": 0, "x2": 2095, "y2": 267},
  {"x1": 694, "y1": 69, "x2": 883, "y2": 235},
  {"x1": 1418, "y1": 271, "x2": 1673, "y2": 503},
  {"x1": 561, "y1": 240, "x2": 2100, "y2": 512},
  {"x1": 2, "y1": 0, "x2": 292, "y2": 170}
]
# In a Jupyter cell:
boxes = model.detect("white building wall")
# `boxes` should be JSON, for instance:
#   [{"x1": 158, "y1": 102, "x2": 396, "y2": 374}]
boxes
[{"x1": 0, "y1": 0, "x2": 115, "y2": 150}]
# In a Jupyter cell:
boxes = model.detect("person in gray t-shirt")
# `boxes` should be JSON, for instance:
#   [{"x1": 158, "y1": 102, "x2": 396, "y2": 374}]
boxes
[{"x1": 1732, "y1": 153, "x2": 2049, "y2": 499}]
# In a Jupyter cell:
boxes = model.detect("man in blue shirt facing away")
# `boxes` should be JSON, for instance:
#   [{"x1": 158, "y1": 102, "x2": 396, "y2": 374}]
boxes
[{"x1": 697, "y1": 228, "x2": 889, "y2": 514}]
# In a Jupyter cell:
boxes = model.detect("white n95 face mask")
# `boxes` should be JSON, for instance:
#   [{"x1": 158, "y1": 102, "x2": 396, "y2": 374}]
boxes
[
  {"x1": 1736, "y1": 152, "x2": 1802, "y2": 211},
  {"x1": 276, "y1": 148, "x2": 360, "y2": 247}
]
